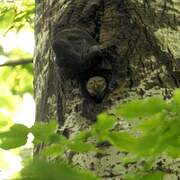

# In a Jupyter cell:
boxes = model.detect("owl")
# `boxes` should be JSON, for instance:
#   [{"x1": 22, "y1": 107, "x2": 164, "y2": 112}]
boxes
[{"x1": 86, "y1": 76, "x2": 107, "y2": 102}]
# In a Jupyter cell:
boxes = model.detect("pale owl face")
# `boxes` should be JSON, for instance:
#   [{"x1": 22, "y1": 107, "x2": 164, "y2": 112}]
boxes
[{"x1": 86, "y1": 76, "x2": 107, "y2": 100}]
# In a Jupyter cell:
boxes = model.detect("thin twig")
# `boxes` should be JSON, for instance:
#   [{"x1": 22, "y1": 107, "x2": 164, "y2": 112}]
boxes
[{"x1": 0, "y1": 58, "x2": 33, "y2": 67}]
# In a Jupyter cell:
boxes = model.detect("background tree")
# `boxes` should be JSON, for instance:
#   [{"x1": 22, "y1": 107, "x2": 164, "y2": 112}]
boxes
[{"x1": 34, "y1": 0, "x2": 180, "y2": 179}]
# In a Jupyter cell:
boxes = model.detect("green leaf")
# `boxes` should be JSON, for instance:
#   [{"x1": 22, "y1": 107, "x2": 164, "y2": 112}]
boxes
[
  {"x1": 48, "y1": 133, "x2": 67, "y2": 144},
  {"x1": 92, "y1": 113, "x2": 116, "y2": 137},
  {"x1": 136, "y1": 113, "x2": 163, "y2": 132},
  {"x1": 116, "y1": 96, "x2": 167, "y2": 119},
  {"x1": 7, "y1": 48, "x2": 32, "y2": 59},
  {"x1": 21, "y1": 159, "x2": 100, "y2": 180},
  {"x1": 0, "y1": 96, "x2": 15, "y2": 110},
  {"x1": 0, "y1": 124, "x2": 29, "y2": 149},
  {"x1": 39, "y1": 134, "x2": 67, "y2": 158},
  {"x1": 135, "y1": 133, "x2": 161, "y2": 157},
  {"x1": 0, "y1": 7, "x2": 15, "y2": 29},
  {"x1": 68, "y1": 141, "x2": 95, "y2": 153},
  {"x1": 67, "y1": 131, "x2": 95, "y2": 153},
  {"x1": 140, "y1": 171, "x2": 165, "y2": 180},
  {"x1": 126, "y1": 171, "x2": 165, "y2": 180},
  {"x1": 165, "y1": 146, "x2": 180, "y2": 158},
  {"x1": 108, "y1": 132, "x2": 137, "y2": 152},
  {"x1": 169, "y1": 135, "x2": 180, "y2": 147},
  {"x1": 30, "y1": 120, "x2": 58, "y2": 144},
  {"x1": 173, "y1": 89, "x2": 180, "y2": 106},
  {"x1": 0, "y1": 116, "x2": 10, "y2": 129},
  {"x1": 0, "y1": 45, "x2": 4, "y2": 54},
  {"x1": 42, "y1": 144, "x2": 65, "y2": 157},
  {"x1": 0, "y1": 66, "x2": 33, "y2": 96}
]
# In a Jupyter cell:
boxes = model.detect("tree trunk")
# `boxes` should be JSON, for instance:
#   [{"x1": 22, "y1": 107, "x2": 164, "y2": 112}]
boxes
[{"x1": 34, "y1": 0, "x2": 180, "y2": 179}]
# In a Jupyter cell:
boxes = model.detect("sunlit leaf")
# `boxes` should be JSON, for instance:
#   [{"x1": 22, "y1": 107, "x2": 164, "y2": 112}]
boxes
[
  {"x1": 30, "y1": 120, "x2": 58, "y2": 144},
  {"x1": 92, "y1": 113, "x2": 116, "y2": 136},
  {"x1": 42, "y1": 144, "x2": 65, "y2": 157},
  {"x1": 42, "y1": 133, "x2": 68, "y2": 157},
  {"x1": 0, "y1": 0, "x2": 34, "y2": 32},
  {"x1": 107, "y1": 132, "x2": 137, "y2": 152},
  {"x1": 21, "y1": 159, "x2": 100, "y2": 180},
  {"x1": 140, "y1": 171, "x2": 165, "y2": 180},
  {"x1": 116, "y1": 96, "x2": 167, "y2": 119},
  {"x1": 72, "y1": 131, "x2": 91, "y2": 141},
  {"x1": 0, "y1": 96, "x2": 15, "y2": 110},
  {"x1": 0, "y1": 45, "x2": 4, "y2": 54},
  {"x1": 173, "y1": 89, "x2": 180, "y2": 106},
  {"x1": 68, "y1": 141, "x2": 95, "y2": 153},
  {"x1": 165, "y1": 146, "x2": 180, "y2": 158},
  {"x1": 7, "y1": 48, "x2": 32, "y2": 60},
  {"x1": 48, "y1": 133, "x2": 67, "y2": 144},
  {"x1": 135, "y1": 133, "x2": 162, "y2": 157},
  {"x1": 0, "y1": 7, "x2": 15, "y2": 29},
  {"x1": 0, "y1": 113, "x2": 12, "y2": 130},
  {"x1": 0, "y1": 149, "x2": 9, "y2": 169},
  {"x1": 0, "y1": 66, "x2": 33, "y2": 96},
  {"x1": 0, "y1": 124, "x2": 29, "y2": 149},
  {"x1": 126, "y1": 171, "x2": 165, "y2": 180},
  {"x1": 136, "y1": 114, "x2": 163, "y2": 132},
  {"x1": 61, "y1": 131, "x2": 94, "y2": 153}
]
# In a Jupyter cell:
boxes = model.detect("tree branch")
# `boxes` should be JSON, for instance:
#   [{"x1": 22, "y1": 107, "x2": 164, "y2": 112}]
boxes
[{"x1": 0, "y1": 58, "x2": 33, "y2": 67}]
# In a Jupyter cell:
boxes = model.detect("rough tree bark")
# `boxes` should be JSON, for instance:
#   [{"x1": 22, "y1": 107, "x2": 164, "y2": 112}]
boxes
[{"x1": 34, "y1": 0, "x2": 180, "y2": 179}]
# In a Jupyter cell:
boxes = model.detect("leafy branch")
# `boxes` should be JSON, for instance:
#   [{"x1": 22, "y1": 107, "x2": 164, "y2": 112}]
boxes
[
  {"x1": 0, "y1": 89, "x2": 180, "y2": 179},
  {"x1": 0, "y1": 0, "x2": 34, "y2": 32}
]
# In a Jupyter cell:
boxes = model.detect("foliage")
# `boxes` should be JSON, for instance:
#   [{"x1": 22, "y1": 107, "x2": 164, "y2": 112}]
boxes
[
  {"x1": 0, "y1": 0, "x2": 34, "y2": 109},
  {"x1": 0, "y1": 0, "x2": 34, "y2": 33},
  {"x1": 0, "y1": 89, "x2": 180, "y2": 179},
  {"x1": 0, "y1": 65, "x2": 33, "y2": 94},
  {"x1": 20, "y1": 159, "x2": 100, "y2": 180},
  {"x1": 0, "y1": 63, "x2": 33, "y2": 137},
  {"x1": 0, "y1": 0, "x2": 34, "y2": 177},
  {"x1": 0, "y1": 0, "x2": 34, "y2": 129}
]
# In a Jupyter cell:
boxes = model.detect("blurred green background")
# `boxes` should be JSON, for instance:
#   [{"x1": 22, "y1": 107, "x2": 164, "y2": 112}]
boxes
[{"x1": 0, "y1": 0, "x2": 35, "y2": 178}]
